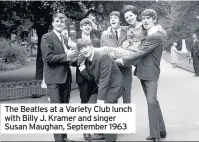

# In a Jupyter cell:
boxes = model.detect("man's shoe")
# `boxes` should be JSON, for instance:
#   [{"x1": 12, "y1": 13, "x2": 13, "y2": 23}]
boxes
[
  {"x1": 160, "y1": 131, "x2": 167, "y2": 138},
  {"x1": 146, "y1": 136, "x2": 155, "y2": 140},
  {"x1": 92, "y1": 133, "x2": 105, "y2": 140},
  {"x1": 146, "y1": 131, "x2": 166, "y2": 140},
  {"x1": 83, "y1": 133, "x2": 92, "y2": 141},
  {"x1": 63, "y1": 137, "x2": 75, "y2": 142}
]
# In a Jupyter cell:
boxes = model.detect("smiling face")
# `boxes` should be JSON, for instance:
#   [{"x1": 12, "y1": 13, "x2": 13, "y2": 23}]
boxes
[
  {"x1": 80, "y1": 23, "x2": 92, "y2": 34},
  {"x1": 124, "y1": 11, "x2": 137, "y2": 26},
  {"x1": 110, "y1": 15, "x2": 120, "y2": 30},
  {"x1": 79, "y1": 45, "x2": 94, "y2": 58},
  {"x1": 52, "y1": 17, "x2": 66, "y2": 33},
  {"x1": 142, "y1": 16, "x2": 156, "y2": 30}
]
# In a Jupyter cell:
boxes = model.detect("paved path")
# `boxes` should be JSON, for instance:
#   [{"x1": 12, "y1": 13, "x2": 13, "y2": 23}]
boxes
[{"x1": 1, "y1": 59, "x2": 199, "y2": 141}]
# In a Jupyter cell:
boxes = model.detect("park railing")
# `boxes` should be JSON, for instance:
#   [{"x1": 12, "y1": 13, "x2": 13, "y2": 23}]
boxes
[{"x1": 0, "y1": 80, "x2": 47, "y2": 101}]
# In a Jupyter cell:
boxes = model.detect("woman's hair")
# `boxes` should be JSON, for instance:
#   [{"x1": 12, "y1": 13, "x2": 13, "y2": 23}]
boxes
[
  {"x1": 141, "y1": 9, "x2": 157, "y2": 21},
  {"x1": 121, "y1": 5, "x2": 138, "y2": 16},
  {"x1": 173, "y1": 42, "x2": 177, "y2": 46},
  {"x1": 121, "y1": 5, "x2": 139, "y2": 25}
]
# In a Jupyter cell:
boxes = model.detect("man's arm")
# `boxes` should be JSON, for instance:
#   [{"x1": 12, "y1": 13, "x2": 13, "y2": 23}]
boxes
[
  {"x1": 41, "y1": 34, "x2": 77, "y2": 66},
  {"x1": 78, "y1": 60, "x2": 93, "y2": 81},
  {"x1": 41, "y1": 35, "x2": 68, "y2": 65},
  {"x1": 122, "y1": 34, "x2": 161, "y2": 65},
  {"x1": 97, "y1": 54, "x2": 112, "y2": 102}
]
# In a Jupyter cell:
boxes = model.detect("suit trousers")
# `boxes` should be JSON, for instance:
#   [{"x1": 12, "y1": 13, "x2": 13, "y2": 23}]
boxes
[
  {"x1": 47, "y1": 77, "x2": 71, "y2": 142},
  {"x1": 119, "y1": 66, "x2": 132, "y2": 103},
  {"x1": 140, "y1": 80, "x2": 166, "y2": 138},
  {"x1": 78, "y1": 79, "x2": 97, "y2": 103},
  {"x1": 88, "y1": 93, "x2": 118, "y2": 142},
  {"x1": 193, "y1": 53, "x2": 199, "y2": 75}
]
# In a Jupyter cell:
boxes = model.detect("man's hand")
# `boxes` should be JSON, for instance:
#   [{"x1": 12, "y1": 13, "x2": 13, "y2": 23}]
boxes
[
  {"x1": 114, "y1": 59, "x2": 124, "y2": 66},
  {"x1": 67, "y1": 49, "x2": 78, "y2": 59},
  {"x1": 97, "y1": 100, "x2": 105, "y2": 104},
  {"x1": 78, "y1": 59, "x2": 86, "y2": 71}
]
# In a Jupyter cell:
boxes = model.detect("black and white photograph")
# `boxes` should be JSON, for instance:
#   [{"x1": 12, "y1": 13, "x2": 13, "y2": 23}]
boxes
[{"x1": 0, "y1": 0, "x2": 199, "y2": 141}]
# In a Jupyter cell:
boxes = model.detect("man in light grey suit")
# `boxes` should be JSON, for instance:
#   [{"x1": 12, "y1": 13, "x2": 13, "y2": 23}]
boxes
[
  {"x1": 101, "y1": 11, "x2": 132, "y2": 103},
  {"x1": 117, "y1": 9, "x2": 166, "y2": 142}
]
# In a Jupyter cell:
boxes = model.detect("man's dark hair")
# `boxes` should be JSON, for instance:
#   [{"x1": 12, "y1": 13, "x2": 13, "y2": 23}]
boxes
[
  {"x1": 52, "y1": 13, "x2": 67, "y2": 22},
  {"x1": 76, "y1": 38, "x2": 93, "y2": 51}
]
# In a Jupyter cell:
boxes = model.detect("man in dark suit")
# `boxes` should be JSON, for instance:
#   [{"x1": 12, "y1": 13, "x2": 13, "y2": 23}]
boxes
[
  {"x1": 117, "y1": 9, "x2": 166, "y2": 142},
  {"x1": 41, "y1": 13, "x2": 78, "y2": 142},
  {"x1": 100, "y1": 11, "x2": 132, "y2": 103},
  {"x1": 76, "y1": 38, "x2": 125, "y2": 142},
  {"x1": 191, "y1": 32, "x2": 199, "y2": 76}
]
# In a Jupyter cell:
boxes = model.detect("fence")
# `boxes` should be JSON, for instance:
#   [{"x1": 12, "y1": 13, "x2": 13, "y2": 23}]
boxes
[{"x1": 0, "y1": 80, "x2": 47, "y2": 101}]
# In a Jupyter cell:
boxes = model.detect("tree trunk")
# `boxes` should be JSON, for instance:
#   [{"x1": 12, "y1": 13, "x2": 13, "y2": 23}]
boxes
[{"x1": 35, "y1": 24, "x2": 49, "y2": 80}]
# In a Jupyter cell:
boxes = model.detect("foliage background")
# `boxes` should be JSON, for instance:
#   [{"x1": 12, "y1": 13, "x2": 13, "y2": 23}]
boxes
[{"x1": 0, "y1": 1, "x2": 199, "y2": 78}]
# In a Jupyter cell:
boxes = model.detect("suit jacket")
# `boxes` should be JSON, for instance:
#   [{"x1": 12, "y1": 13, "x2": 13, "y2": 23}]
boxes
[
  {"x1": 100, "y1": 27, "x2": 132, "y2": 87},
  {"x1": 81, "y1": 52, "x2": 124, "y2": 102},
  {"x1": 100, "y1": 27, "x2": 127, "y2": 47},
  {"x1": 191, "y1": 39, "x2": 199, "y2": 56},
  {"x1": 41, "y1": 31, "x2": 71, "y2": 84},
  {"x1": 76, "y1": 35, "x2": 101, "y2": 84},
  {"x1": 123, "y1": 31, "x2": 164, "y2": 81}
]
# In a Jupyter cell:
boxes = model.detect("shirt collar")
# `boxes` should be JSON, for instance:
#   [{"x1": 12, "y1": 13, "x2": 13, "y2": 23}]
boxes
[
  {"x1": 53, "y1": 29, "x2": 62, "y2": 40},
  {"x1": 113, "y1": 27, "x2": 121, "y2": 33},
  {"x1": 89, "y1": 50, "x2": 95, "y2": 61}
]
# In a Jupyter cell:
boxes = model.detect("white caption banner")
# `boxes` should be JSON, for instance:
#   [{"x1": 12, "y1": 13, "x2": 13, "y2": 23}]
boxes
[{"x1": 1, "y1": 103, "x2": 135, "y2": 134}]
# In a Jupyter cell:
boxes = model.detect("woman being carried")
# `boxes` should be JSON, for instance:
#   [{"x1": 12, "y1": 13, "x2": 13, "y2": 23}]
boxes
[{"x1": 100, "y1": 5, "x2": 166, "y2": 60}]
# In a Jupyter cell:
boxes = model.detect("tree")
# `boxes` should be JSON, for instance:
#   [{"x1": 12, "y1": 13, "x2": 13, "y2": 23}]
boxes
[{"x1": 0, "y1": 1, "x2": 174, "y2": 79}]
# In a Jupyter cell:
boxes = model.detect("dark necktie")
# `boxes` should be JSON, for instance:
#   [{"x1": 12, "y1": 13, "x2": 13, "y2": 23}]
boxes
[
  {"x1": 115, "y1": 30, "x2": 118, "y2": 41},
  {"x1": 85, "y1": 58, "x2": 92, "y2": 68},
  {"x1": 85, "y1": 58, "x2": 93, "y2": 76}
]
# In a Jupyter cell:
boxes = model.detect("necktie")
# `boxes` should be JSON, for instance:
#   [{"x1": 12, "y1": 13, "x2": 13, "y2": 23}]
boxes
[
  {"x1": 115, "y1": 30, "x2": 118, "y2": 41},
  {"x1": 85, "y1": 58, "x2": 92, "y2": 68},
  {"x1": 85, "y1": 58, "x2": 93, "y2": 77},
  {"x1": 60, "y1": 34, "x2": 68, "y2": 53}
]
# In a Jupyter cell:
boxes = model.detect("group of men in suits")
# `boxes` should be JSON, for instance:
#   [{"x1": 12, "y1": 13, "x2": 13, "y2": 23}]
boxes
[{"x1": 41, "y1": 7, "x2": 166, "y2": 142}]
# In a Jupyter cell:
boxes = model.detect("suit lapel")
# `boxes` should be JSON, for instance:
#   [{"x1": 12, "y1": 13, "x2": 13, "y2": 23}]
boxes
[
  {"x1": 110, "y1": 29, "x2": 119, "y2": 45},
  {"x1": 64, "y1": 38, "x2": 69, "y2": 49},
  {"x1": 51, "y1": 31, "x2": 63, "y2": 48},
  {"x1": 90, "y1": 51, "x2": 98, "y2": 69},
  {"x1": 118, "y1": 28, "x2": 126, "y2": 45}
]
